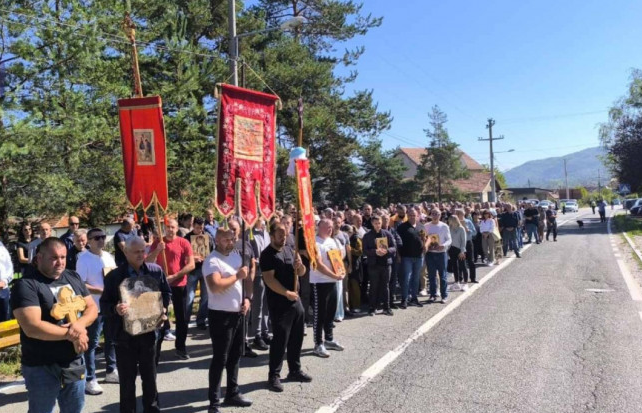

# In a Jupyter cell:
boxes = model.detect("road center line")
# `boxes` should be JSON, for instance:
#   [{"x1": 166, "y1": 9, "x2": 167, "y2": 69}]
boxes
[{"x1": 315, "y1": 243, "x2": 533, "y2": 413}]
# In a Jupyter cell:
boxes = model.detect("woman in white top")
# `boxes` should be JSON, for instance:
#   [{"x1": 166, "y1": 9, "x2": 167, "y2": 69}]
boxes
[{"x1": 479, "y1": 210, "x2": 496, "y2": 265}]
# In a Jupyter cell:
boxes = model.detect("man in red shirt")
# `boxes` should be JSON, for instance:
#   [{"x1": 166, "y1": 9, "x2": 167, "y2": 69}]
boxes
[{"x1": 147, "y1": 219, "x2": 195, "y2": 360}]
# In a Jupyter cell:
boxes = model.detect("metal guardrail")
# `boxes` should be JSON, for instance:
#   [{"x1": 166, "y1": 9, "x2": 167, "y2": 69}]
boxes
[{"x1": 0, "y1": 319, "x2": 20, "y2": 350}]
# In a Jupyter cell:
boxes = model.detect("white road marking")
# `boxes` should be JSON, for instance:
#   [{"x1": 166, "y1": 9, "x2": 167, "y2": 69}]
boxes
[
  {"x1": 608, "y1": 216, "x2": 642, "y2": 302},
  {"x1": 315, "y1": 244, "x2": 533, "y2": 413}
]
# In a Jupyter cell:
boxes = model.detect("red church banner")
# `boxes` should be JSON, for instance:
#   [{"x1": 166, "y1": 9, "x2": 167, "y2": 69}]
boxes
[
  {"x1": 295, "y1": 159, "x2": 318, "y2": 269},
  {"x1": 118, "y1": 96, "x2": 169, "y2": 211},
  {"x1": 215, "y1": 84, "x2": 278, "y2": 226}
]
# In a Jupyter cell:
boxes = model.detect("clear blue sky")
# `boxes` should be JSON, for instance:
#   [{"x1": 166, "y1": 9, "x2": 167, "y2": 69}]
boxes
[{"x1": 335, "y1": 0, "x2": 642, "y2": 171}]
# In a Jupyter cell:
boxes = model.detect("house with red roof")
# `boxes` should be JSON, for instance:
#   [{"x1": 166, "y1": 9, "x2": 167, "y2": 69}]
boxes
[{"x1": 395, "y1": 147, "x2": 502, "y2": 202}]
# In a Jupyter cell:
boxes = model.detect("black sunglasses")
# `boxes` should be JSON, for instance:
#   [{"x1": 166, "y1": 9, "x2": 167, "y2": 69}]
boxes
[{"x1": 91, "y1": 235, "x2": 107, "y2": 240}]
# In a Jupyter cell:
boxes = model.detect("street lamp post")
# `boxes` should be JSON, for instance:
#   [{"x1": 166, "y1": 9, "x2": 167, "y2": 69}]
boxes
[{"x1": 228, "y1": 0, "x2": 304, "y2": 86}]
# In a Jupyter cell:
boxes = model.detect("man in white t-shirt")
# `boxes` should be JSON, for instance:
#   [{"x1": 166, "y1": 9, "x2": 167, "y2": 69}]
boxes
[
  {"x1": 310, "y1": 219, "x2": 346, "y2": 358},
  {"x1": 425, "y1": 209, "x2": 452, "y2": 304},
  {"x1": 203, "y1": 227, "x2": 253, "y2": 413},
  {"x1": 76, "y1": 228, "x2": 118, "y2": 394}
]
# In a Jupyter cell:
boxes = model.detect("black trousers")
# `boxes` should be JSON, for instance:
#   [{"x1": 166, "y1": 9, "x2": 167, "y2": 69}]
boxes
[
  {"x1": 360, "y1": 258, "x2": 370, "y2": 302},
  {"x1": 368, "y1": 265, "x2": 391, "y2": 311},
  {"x1": 115, "y1": 332, "x2": 160, "y2": 413},
  {"x1": 448, "y1": 247, "x2": 466, "y2": 283},
  {"x1": 268, "y1": 300, "x2": 304, "y2": 378},
  {"x1": 599, "y1": 211, "x2": 606, "y2": 222},
  {"x1": 208, "y1": 310, "x2": 243, "y2": 406},
  {"x1": 155, "y1": 286, "x2": 187, "y2": 364},
  {"x1": 473, "y1": 233, "x2": 484, "y2": 262},
  {"x1": 299, "y1": 272, "x2": 312, "y2": 323},
  {"x1": 388, "y1": 258, "x2": 400, "y2": 307},
  {"x1": 546, "y1": 222, "x2": 558, "y2": 240},
  {"x1": 464, "y1": 240, "x2": 476, "y2": 282},
  {"x1": 311, "y1": 283, "x2": 337, "y2": 346}
]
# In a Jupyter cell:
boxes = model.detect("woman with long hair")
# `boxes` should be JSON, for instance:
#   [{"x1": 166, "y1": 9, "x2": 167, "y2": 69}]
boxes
[
  {"x1": 16, "y1": 222, "x2": 33, "y2": 274},
  {"x1": 447, "y1": 215, "x2": 467, "y2": 290}
]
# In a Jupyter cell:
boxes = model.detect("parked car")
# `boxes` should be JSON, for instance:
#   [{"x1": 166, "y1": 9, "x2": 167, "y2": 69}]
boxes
[
  {"x1": 565, "y1": 201, "x2": 579, "y2": 213},
  {"x1": 539, "y1": 200, "x2": 552, "y2": 209},
  {"x1": 525, "y1": 199, "x2": 540, "y2": 206},
  {"x1": 630, "y1": 199, "x2": 642, "y2": 215},
  {"x1": 624, "y1": 198, "x2": 639, "y2": 211},
  {"x1": 613, "y1": 199, "x2": 621, "y2": 205}
]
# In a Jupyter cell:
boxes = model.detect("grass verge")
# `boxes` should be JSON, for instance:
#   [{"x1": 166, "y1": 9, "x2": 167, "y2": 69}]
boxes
[
  {"x1": 0, "y1": 346, "x2": 22, "y2": 380},
  {"x1": 613, "y1": 215, "x2": 642, "y2": 236}
]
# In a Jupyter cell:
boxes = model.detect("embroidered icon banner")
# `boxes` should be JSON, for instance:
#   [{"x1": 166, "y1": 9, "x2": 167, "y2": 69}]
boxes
[
  {"x1": 118, "y1": 96, "x2": 169, "y2": 211},
  {"x1": 215, "y1": 84, "x2": 278, "y2": 226},
  {"x1": 296, "y1": 159, "x2": 318, "y2": 269}
]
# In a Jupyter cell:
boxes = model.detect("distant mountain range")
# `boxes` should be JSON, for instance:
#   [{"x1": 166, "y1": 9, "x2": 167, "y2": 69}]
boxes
[{"x1": 504, "y1": 147, "x2": 611, "y2": 189}]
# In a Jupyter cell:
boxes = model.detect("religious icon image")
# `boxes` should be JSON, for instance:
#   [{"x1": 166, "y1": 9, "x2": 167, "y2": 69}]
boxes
[
  {"x1": 328, "y1": 249, "x2": 346, "y2": 277},
  {"x1": 427, "y1": 234, "x2": 441, "y2": 250},
  {"x1": 133, "y1": 129, "x2": 155, "y2": 165},
  {"x1": 191, "y1": 234, "x2": 209, "y2": 260},
  {"x1": 376, "y1": 237, "x2": 388, "y2": 250},
  {"x1": 233, "y1": 115, "x2": 264, "y2": 162},
  {"x1": 119, "y1": 275, "x2": 163, "y2": 336}
]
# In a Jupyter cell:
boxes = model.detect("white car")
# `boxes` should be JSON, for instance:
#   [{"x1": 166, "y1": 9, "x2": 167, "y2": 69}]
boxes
[
  {"x1": 539, "y1": 200, "x2": 552, "y2": 209},
  {"x1": 565, "y1": 201, "x2": 579, "y2": 213}
]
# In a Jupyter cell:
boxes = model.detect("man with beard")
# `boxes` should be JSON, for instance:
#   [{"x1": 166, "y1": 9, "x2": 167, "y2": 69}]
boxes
[
  {"x1": 260, "y1": 221, "x2": 312, "y2": 392},
  {"x1": 203, "y1": 227, "x2": 253, "y2": 413}
]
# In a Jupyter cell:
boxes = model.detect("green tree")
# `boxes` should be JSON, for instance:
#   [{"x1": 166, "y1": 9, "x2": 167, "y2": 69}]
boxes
[
  {"x1": 599, "y1": 69, "x2": 642, "y2": 193},
  {"x1": 481, "y1": 164, "x2": 507, "y2": 189},
  {"x1": 415, "y1": 105, "x2": 469, "y2": 202},
  {"x1": 359, "y1": 141, "x2": 408, "y2": 207}
]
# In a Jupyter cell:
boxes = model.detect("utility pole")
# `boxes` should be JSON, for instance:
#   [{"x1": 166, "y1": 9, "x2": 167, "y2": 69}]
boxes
[
  {"x1": 597, "y1": 168, "x2": 602, "y2": 196},
  {"x1": 228, "y1": 0, "x2": 238, "y2": 86},
  {"x1": 528, "y1": 179, "x2": 531, "y2": 188},
  {"x1": 564, "y1": 158, "x2": 569, "y2": 199},
  {"x1": 478, "y1": 118, "x2": 503, "y2": 203}
]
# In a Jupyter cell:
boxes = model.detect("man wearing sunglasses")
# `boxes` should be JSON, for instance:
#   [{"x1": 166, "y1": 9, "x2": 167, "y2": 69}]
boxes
[
  {"x1": 60, "y1": 216, "x2": 81, "y2": 252},
  {"x1": 76, "y1": 228, "x2": 118, "y2": 394}
]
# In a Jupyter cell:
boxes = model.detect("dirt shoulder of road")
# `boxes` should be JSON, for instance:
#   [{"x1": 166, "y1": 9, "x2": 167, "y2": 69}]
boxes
[{"x1": 612, "y1": 213, "x2": 642, "y2": 286}]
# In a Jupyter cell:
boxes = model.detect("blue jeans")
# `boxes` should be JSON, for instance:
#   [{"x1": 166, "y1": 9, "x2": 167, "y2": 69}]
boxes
[
  {"x1": 23, "y1": 362, "x2": 85, "y2": 413},
  {"x1": 526, "y1": 223, "x2": 539, "y2": 243},
  {"x1": 84, "y1": 314, "x2": 116, "y2": 381},
  {"x1": 516, "y1": 227, "x2": 524, "y2": 248},
  {"x1": 401, "y1": 256, "x2": 423, "y2": 302},
  {"x1": 426, "y1": 252, "x2": 448, "y2": 300},
  {"x1": 501, "y1": 229, "x2": 520, "y2": 256},
  {"x1": 186, "y1": 267, "x2": 208, "y2": 326}
]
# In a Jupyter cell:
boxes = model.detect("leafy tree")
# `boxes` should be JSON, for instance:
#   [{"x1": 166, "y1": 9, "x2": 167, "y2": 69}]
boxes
[
  {"x1": 481, "y1": 164, "x2": 506, "y2": 189},
  {"x1": 415, "y1": 105, "x2": 469, "y2": 202},
  {"x1": 599, "y1": 69, "x2": 642, "y2": 193},
  {"x1": 359, "y1": 141, "x2": 408, "y2": 207}
]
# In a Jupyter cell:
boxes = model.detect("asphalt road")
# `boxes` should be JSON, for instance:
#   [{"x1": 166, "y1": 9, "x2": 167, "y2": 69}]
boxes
[{"x1": 3, "y1": 207, "x2": 642, "y2": 413}]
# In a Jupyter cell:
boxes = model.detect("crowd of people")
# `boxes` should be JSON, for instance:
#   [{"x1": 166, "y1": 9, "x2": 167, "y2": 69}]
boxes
[{"x1": 0, "y1": 199, "x2": 569, "y2": 413}]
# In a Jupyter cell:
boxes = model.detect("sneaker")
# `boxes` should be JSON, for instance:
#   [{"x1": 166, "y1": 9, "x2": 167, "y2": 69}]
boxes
[
  {"x1": 253, "y1": 336, "x2": 269, "y2": 351},
  {"x1": 368, "y1": 311, "x2": 375, "y2": 317},
  {"x1": 104, "y1": 370, "x2": 119, "y2": 384},
  {"x1": 85, "y1": 379, "x2": 103, "y2": 395},
  {"x1": 175, "y1": 349, "x2": 190, "y2": 360},
  {"x1": 418, "y1": 289, "x2": 428, "y2": 297},
  {"x1": 164, "y1": 331, "x2": 176, "y2": 341},
  {"x1": 399, "y1": 300, "x2": 407, "y2": 309},
  {"x1": 408, "y1": 298, "x2": 423, "y2": 308},
  {"x1": 244, "y1": 344, "x2": 258, "y2": 358},
  {"x1": 287, "y1": 370, "x2": 313, "y2": 382},
  {"x1": 428, "y1": 296, "x2": 437, "y2": 303},
  {"x1": 324, "y1": 340, "x2": 345, "y2": 351},
  {"x1": 441, "y1": 297, "x2": 448, "y2": 304},
  {"x1": 450, "y1": 283, "x2": 461, "y2": 292},
  {"x1": 375, "y1": 309, "x2": 383, "y2": 315},
  {"x1": 390, "y1": 303, "x2": 399, "y2": 310},
  {"x1": 313, "y1": 344, "x2": 330, "y2": 358},
  {"x1": 268, "y1": 376, "x2": 284, "y2": 392},
  {"x1": 262, "y1": 334, "x2": 273, "y2": 345}
]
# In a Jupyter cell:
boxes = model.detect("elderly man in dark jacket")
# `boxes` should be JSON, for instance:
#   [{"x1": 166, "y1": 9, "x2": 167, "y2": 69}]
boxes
[
  {"x1": 101, "y1": 237, "x2": 171, "y2": 413},
  {"x1": 362, "y1": 215, "x2": 396, "y2": 316}
]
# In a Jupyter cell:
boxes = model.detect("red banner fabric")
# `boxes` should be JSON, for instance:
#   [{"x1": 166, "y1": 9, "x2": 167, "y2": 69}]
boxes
[
  {"x1": 215, "y1": 84, "x2": 278, "y2": 226},
  {"x1": 118, "y1": 96, "x2": 169, "y2": 211},
  {"x1": 296, "y1": 159, "x2": 318, "y2": 269}
]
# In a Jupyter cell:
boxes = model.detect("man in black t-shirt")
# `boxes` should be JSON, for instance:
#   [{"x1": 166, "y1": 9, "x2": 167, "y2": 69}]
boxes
[
  {"x1": 11, "y1": 237, "x2": 98, "y2": 412},
  {"x1": 260, "y1": 221, "x2": 311, "y2": 393},
  {"x1": 396, "y1": 209, "x2": 425, "y2": 309},
  {"x1": 523, "y1": 203, "x2": 541, "y2": 244}
]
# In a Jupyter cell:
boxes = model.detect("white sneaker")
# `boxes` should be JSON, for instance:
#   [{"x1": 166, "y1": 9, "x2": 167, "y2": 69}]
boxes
[
  {"x1": 85, "y1": 379, "x2": 103, "y2": 395},
  {"x1": 449, "y1": 283, "x2": 461, "y2": 292},
  {"x1": 105, "y1": 370, "x2": 119, "y2": 384},
  {"x1": 164, "y1": 331, "x2": 176, "y2": 341},
  {"x1": 324, "y1": 340, "x2": 345, "y2": 351},
  {"x1": 313, "y1": 344, "x2": 330, "y2": 358},
  {"x1": 418, "y1": 289, "x2": 428, "y2": 297}
]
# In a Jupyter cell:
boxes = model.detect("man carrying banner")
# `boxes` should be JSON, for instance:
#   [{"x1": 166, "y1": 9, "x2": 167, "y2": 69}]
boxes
[
  {"x1": 260, "y1": 221, "x2": 312, "y2": 392},
  {"x1": 203, "y1": 227, "x2": 253, "y2": 413},
  {"x1": 147, "y1": 219, "x2": 195, "y2": 361}
]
